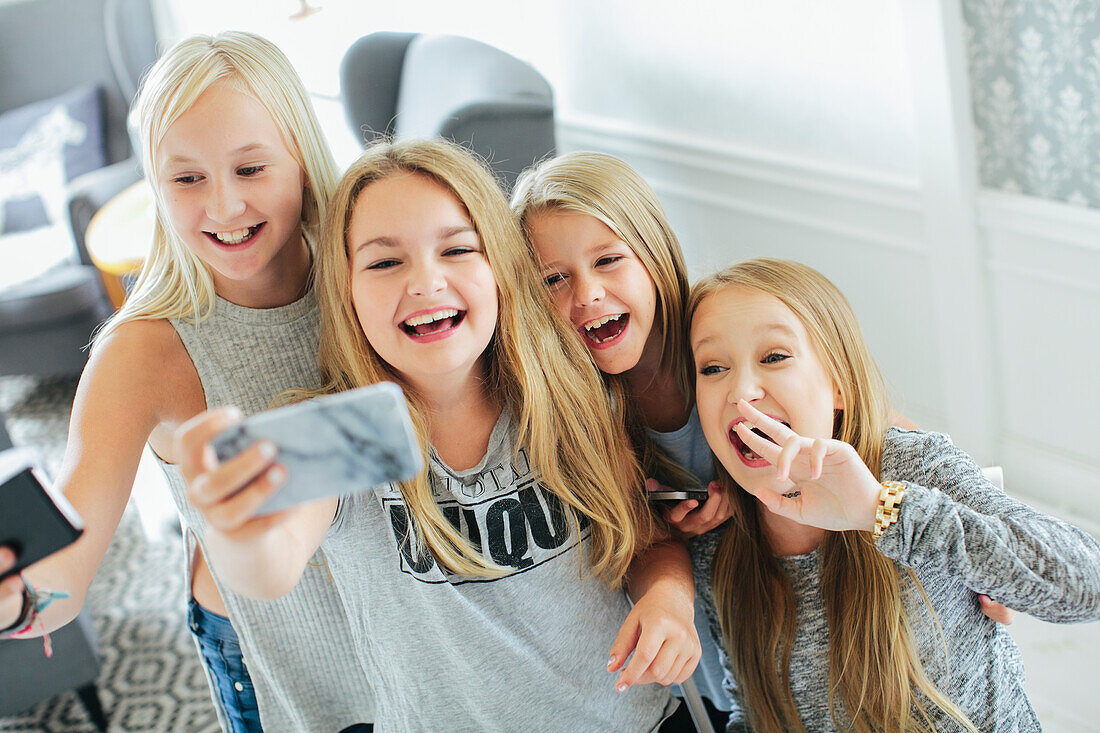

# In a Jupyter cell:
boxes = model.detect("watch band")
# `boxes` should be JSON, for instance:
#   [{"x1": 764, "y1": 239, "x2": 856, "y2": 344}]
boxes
[{"x1": 873, "y1": 480, "x2": 906, "y2": 537}]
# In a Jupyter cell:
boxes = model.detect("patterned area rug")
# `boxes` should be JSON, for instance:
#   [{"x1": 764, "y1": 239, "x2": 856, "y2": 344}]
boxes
[{"x1": 0, "y1": 375, "x2": 219, "y2": 733}]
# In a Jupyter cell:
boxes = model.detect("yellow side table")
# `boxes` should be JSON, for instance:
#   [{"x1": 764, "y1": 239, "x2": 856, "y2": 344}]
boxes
[{"x1": 84, "y1": 180, "x2": 155, "y2": 308}]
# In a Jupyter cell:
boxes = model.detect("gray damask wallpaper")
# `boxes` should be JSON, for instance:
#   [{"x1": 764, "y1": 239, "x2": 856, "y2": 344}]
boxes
[{"x1": 963, "y1": 0, "x2": 1100, "y2": 207}]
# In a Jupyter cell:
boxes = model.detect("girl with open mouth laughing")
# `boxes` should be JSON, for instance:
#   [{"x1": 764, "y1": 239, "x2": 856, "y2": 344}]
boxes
[
  {"x1": 0, "y1": 33, "x2": 373, "y2": 733},
  {"x1": 688, "y1": 258, "x2": 1100, "y2": 733},
  {"x1": 513, "y1": 152, "x2": 737, "y2": 728},
  {"x1": 176, "y1": 139, "x2": 705, "y2": 731},
  {"x1": 511, "y1": 154, "x2": 1019, "y2": 732}
]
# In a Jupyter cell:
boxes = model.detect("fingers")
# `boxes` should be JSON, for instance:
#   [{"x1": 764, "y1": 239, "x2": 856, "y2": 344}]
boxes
[
  {"x1": 0, "y1": 573, "x2": 23, "y2": 602},
  {"x1": 615, "y1": 629, "x2": 663, "y2": 690},
  {"x1": 737, "y1": 400, "x2": 796, "y2": 443},
  {"x1": 191, "y1": 456, "x2": 284, "y2": 533},
  {"x1": 673, "y1": 652, "x2": 700, "y2": 685},
  {"x1": 810, "y1": 439, "x2": 829, "y2": 480},
  {"x1": 175, "y1": 407, "x2": 242, "y2": 480},
  {"x1": 979, "y1": 594, "x2": 1016, "y2": 625},
  {"x1": 665, "y1": 484, "x2": 731, "y2": 537},
  {"x1": 616, "y1": 622, "x2": 701, "y2": 690},
  {"x1": 611, "y1": 598, "x2": 701, "y2": 691},
  {"x1": 0, "y1": 545, "x2": 15, "y2": 573},
  {"x1": 734, "y1": 422, "x2": 782, "y2": 464},
  {"x1": 735, "y1": 418, "x2": 822, "y2": 482},
  {"x1": 662, "y1": 498, "x2": 700, "y2": 526},
  {"x1": 607, "y1": 611, "x2": 641, "y2": 674},
  {"x1": 186, "y1": 435, "x2": 282, "y2": 532},
  {"x1": 189, "y1": 439, "x2": 276, "y2": 506},
  {"x1": 0, "y1": 552, "x2": 25, "y2": 628},
  {"x1": 775, "y1": 435, "x2": 804, "y2": 482}
]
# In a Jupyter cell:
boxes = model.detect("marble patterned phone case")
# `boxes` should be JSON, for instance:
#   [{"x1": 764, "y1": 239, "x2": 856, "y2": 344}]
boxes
[{"x1": 212, "y1": 382, "x2": 423, "y2": 516}]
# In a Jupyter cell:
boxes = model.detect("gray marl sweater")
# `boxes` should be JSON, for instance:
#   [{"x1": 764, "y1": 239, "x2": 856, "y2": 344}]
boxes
[{"x1": 691, "y1": 428, "x2": 1100, "y2": 732}]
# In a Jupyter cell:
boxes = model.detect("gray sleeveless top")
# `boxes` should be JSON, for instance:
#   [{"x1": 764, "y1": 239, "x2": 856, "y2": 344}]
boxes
[{"x1": 155, "y1": 289, "x2": 375, "y2": 732}]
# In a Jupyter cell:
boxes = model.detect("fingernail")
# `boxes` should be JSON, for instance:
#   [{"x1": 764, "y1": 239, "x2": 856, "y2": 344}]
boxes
[
  {"x1": 616, "y1": 682, "x2": 628, "y2": 693},
  {"x1": 606, "y1": 655, "x2": 617, "y2": 670},
  {"x1": 223, "y1": 406, "x2": 242, "y2": 420},
  {"x1": 258, "y1": 441, "x2": 277, "y2": 459},
  {"x1": 267, "y1": 465, "x2": 285, "y2": 484}
]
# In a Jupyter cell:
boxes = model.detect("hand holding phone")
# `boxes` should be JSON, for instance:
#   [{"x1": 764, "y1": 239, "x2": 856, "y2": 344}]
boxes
[
  {"x1": 651, "y1": 480, "x2": 732, "y2": 538},
  {"x1": 646, "y1": 489, "x2": 711, "y2": 505},
  {"x1": 0, "y1": 448, "x2": 84, "y2": 582},
  {"x1": 210, "y1": 382, "x2": 423, "y2": 516}
]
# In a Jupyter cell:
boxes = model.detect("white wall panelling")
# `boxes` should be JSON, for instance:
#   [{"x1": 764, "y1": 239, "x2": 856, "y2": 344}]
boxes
[
  {"x1": 901, "y1": 0, "x2": 997, "y2": 466},
  {"x1": 980, "y1": 190, "x2": 1100, "y2": 532}
]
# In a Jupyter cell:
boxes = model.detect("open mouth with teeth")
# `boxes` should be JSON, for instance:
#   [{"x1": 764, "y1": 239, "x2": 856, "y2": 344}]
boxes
[
  {"x1": 582, "y1": 313, "x2": 628, "y2": 346},
  {"x1": 206, "y1": 223, "x2": 264, "y2": 247},
  {"x1": 729, "y1": 420, "x2": 787, "y2": 467},
  {"x1": 400, "y1": 308, "x2": 465, "y2": 339}
]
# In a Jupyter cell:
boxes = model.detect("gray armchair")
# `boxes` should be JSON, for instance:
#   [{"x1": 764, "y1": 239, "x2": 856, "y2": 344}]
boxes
[
  {"x1": 0, "y1": 0, "x2": 158, "y2": 377},
  {"x1": 340, "y1": 33, "x2": 556, "y2": 190}
]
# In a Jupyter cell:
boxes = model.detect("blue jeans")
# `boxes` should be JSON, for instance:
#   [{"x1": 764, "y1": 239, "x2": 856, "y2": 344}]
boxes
[{"x1": 187, "y1": 598, "x2": 263, "y2": 733}]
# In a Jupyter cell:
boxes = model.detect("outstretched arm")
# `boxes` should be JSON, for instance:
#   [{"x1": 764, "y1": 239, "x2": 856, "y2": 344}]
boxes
[
  {"x1": 876, "y1": 429, "x2": 1100, "y2": 623},
  {"x1": 0, "y1": 321, "x2": 187, "y2": 634},
  {"x1": 175, "y1": 408, "x2": 335, "y2": 601},
  {"x1": 734, "y1": 399, "x2": 1100, "y2": 623}
]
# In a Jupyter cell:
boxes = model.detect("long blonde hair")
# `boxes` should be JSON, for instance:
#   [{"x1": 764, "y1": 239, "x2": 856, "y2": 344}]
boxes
[
  {"x1": 94, "y1": 31, "x2": 338, "y2": 346},
  {"x1": 689, "y1": 258, "x2": 976, "y2": 733},
  {"x1": 511, "y1": 152, "x2": 694, "y2": 488},
  {"x1": 310, "y1": 139, "x2": 655, "y2": 583}
]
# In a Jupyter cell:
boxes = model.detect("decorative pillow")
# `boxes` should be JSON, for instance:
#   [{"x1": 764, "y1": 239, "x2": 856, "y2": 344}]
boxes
[
  {"x1": 0, "y1": 223, "x2": 78, "y2": 292},
  {"x1": 0, "y1": 84, "x2": 107, "y2": 235}
]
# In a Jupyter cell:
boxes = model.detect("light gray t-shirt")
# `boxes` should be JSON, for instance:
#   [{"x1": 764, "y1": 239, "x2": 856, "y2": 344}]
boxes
[
  {"x1": 691, "y1": 428, "x2": 1100, "y2": 732},
  {"x1": 326, "y1": 408, "x2": 676, "y2": 732}
]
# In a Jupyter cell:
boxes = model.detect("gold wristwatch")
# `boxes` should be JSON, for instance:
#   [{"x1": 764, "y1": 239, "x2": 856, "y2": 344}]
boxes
[{"x1": 873, "y1": 481, "x2": 906, "y2": 537}]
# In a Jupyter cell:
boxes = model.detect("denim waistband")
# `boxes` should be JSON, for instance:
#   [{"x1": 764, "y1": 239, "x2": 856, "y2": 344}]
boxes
[{"x1": 187, "y1": 597, "x2": 240, "y2": 645}]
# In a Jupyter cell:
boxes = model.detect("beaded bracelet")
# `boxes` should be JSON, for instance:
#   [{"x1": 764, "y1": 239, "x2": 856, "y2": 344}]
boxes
[
  {"x1": 0, "y1": 573, "x2": 70, "y2": 657},
  {"x1": 0, "y1": 576, "x2": 34, "y2": 636}
]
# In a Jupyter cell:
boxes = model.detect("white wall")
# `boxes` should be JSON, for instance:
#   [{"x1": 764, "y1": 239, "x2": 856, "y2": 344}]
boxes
[
  {"x1": 158, "y1": 0, "x2": 1100, "y2": 532},
  {"x1": 553, "y1": 0, "x2": 920, "y2": 176},
  {"x1": 156, "y1": 3, "x2": 1100, "y2": 723}
]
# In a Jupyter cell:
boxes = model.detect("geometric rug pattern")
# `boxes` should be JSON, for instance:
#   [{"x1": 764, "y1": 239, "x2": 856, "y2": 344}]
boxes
[{"x1": 0, "y1": 375, "x2": 219, "y2": 733}]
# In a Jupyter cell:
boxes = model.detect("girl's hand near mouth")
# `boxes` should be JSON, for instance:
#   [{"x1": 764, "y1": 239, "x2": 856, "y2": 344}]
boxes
[{"x1": 733, "y1": 399, "x2": 882, "y2": 533}]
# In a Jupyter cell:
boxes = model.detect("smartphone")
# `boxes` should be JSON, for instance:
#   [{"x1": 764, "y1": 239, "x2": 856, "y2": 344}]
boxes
[
  {"x1": 0, "y1": 448, "x2": 84, "y2": 581},
  {"x1": 647, "y1": 488, "x2": 711, "y2": 504},
  {"x1": 212, "y1": 382, "x2": 424, "y2": 516}
]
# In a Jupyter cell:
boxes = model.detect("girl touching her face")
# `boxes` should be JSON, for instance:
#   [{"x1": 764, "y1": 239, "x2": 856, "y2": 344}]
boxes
[
  {"x1": 511, "y1": 153, "x2": 1020, "y2": 731},
  {"x1": 688, "y1": 258, "x2": 1100, "y2": 733}
]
